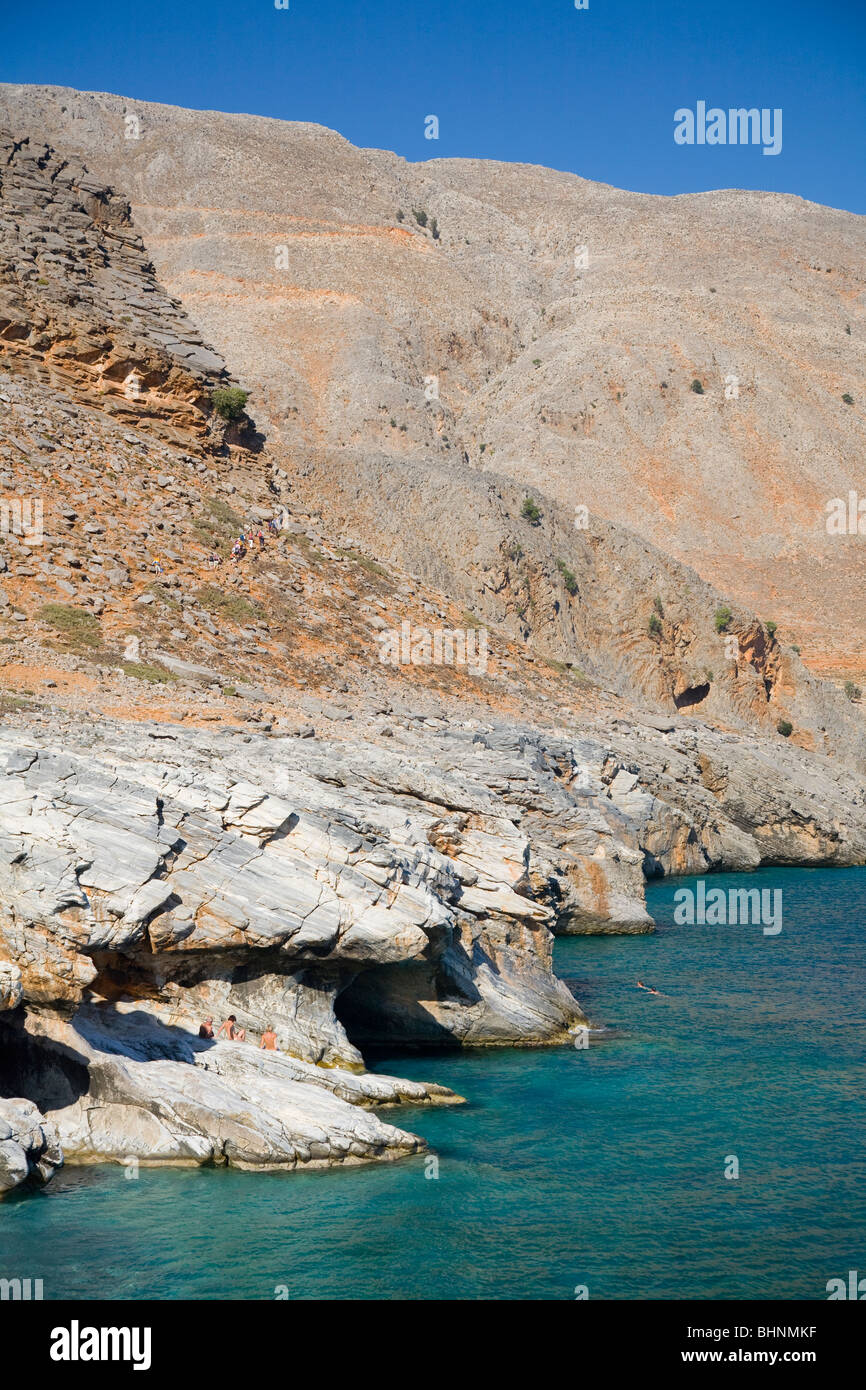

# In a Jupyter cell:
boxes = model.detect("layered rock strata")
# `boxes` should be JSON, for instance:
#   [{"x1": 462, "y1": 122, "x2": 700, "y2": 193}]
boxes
[{"x1": 2, "y1": 701, "x2": 865, "y2": 1184}]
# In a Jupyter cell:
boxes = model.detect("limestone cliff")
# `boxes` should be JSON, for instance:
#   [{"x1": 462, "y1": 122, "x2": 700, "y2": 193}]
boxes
[{"x1": 1, "y1": 105, "x2": 865, "y2": 1195}]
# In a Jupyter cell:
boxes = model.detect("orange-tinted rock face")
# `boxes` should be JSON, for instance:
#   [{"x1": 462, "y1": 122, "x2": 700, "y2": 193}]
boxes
[
  {"x1": 2, "y1": 90, "x2": 866, "y2": 1191},
  {"x1": 2, "y1": 85, "x2": 862, "y2": 682},
  {"x1": 0, "y1": 129, "x2": 242, "y2": 454}
]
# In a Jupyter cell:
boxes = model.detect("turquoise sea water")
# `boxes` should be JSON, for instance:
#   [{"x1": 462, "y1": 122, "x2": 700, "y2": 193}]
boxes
[{"x1": 1, "y1": 865, "x2": 864, "y2": 1300}]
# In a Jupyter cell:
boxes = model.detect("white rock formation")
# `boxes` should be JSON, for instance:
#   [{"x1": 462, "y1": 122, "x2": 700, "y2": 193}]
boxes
[
  {"x1": 0, "y1": 959, "x2": 21, "y2": 1012},
  {"x1": 0, "y1": 1096, "x2": 62, "y2": 1192},
  {"x1": 2, "y1": 705, "x2": 865, "y2": 1185}
]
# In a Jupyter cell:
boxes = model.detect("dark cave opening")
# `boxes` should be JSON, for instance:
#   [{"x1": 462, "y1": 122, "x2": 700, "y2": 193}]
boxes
[
  {"x1": 333, "y1": 961, "x2": 463, "y2": 1051},
  {"x1": 0, "y1": 1016, "x2": 91, "y2": 1112},
  {"x1": 674, "y1": 681, "x2": 711, "y2": 710}
]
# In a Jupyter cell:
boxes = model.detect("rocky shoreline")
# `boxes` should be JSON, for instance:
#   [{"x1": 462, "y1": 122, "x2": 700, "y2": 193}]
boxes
[
  {"x1": 2, "y1": 703, "x2": 865, "y2": 1194},
  {"x1": 0, "y1": 94, "x2": 864, "y2": 1198}
]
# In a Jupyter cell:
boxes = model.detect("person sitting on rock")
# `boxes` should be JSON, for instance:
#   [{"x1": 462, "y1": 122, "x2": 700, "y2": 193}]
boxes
[
  {"x1": 218, "y1": 1014, "x2": 240, "y2": 1040},
  {"x1": 198, "y1": 1016, "x2": 215, "y2": 1039},
  {"x1": 260, "y1": 1025, "x2": 277, "y2": 1051}
]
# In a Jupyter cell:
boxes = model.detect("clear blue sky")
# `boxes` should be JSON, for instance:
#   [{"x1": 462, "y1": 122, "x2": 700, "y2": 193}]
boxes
[{"x1": 4, "y1": 0, "x2": 865, "y2": 212}]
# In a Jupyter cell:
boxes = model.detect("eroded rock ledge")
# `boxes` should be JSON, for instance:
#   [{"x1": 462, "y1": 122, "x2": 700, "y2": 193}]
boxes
[
  {"x1": 1, "y1": 707, "x2": 865, "y2": 1189},
  {"x1": 1, "y1": 1007, "x2": 456, "y2": 1173}
]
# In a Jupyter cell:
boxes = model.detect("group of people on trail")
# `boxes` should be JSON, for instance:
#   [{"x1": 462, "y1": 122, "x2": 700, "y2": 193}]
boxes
[
  {"x1": 230, "y1": 516, "x2": 281, "y2": 564},
  {"x1": 198, "y1": 1015, "x2": 278, "y2": 1050},
  {"x1": 148, "y1": 516, "x2": 283, "y2": 576}
]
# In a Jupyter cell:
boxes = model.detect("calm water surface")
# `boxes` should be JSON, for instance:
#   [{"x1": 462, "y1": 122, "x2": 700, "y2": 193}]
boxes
[{"x1": 1, "y1": 866, "x2": 864, "y2": 1299}]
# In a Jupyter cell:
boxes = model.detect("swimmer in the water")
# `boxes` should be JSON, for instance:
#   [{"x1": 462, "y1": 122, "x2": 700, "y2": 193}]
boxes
[{"x1": 636, "y1": 979, "x2": 661, "y2": 995}]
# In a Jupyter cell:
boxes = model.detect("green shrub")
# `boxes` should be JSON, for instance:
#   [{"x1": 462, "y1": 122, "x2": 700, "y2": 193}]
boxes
[
  {"x1": 205, "y1": 495, "x2": 241, "y2": 527},
  {"x1": 335, "y1": 547, "x2": 388, "y2": 579},
  {"x1": 653, "y1": 594, "x2": 664, "y2": 616},
  {"x1": 691, "y1": 379, "x2": 705, "y2": 394},
  {"x1": 714, "y1": 604, "x2": 732, "y2": 633},
  {"x1": 765, "y1": 620, "x2": 777, "y2": 637},
  {"x1": 190, "y1": 525, "x2": 230, "y2": 556},
  {"x1": 462, "y1": 610, "x2": 485, "y2": 630},
  {"x1": 396, "y1": 210, "x2": 405, "y2": 222},
  {"x1": 38, "y1": 603, "x2": 101, "y2": 649},
  {"x1": 791, "y1": 644, "x2": 801, "y2": 655},
  {"x1": 844, "y1": 681, "x2": 862, "y2": 702},
  {"x1": 0, "y1": 690, "x2": 29, "y2": 709},
  {"x1": 147, "y1": 581, "x2": 181, "y2": 610},
  {"x1": 196, "y1": 585, "x2": 262, "y2": 623},
  {"x1": 648, "y1": 613, "x2": 662, "y2": 636},
  {"x1": 521, "y1": 497, "x2": 542, "y2": 524},
  {"x1": 211, "y1": 387, "x2": 249, "y2": 422},
  {"x1": 556, "y1": 559, "x2": 578, "y2": 596},
  {"x1": 413, "y1": 209, "x2": 428, "y2": 228},
  {"x1": 842, "y1": 392, "x2": 855, "y2": 405},
  {"x1": 194, "y1": 495, "x2": 242, "y2": 551},
  {"x1": 777, "y1": 719, "x2": 793, "y2": 738},
  {"x1": 430, "y1": 217, "x2": 440, "y2": 240},
  {"x1": 121, "y1": 661, "x2": 177, "y2": 685},
  {"x1": 532, "y1": 358, "x2": 542, "y2": 367}
]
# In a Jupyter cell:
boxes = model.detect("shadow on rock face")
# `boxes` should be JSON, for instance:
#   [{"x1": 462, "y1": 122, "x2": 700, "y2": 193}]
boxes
[
  {"x1": 68, "y1": 1003, "x2": 215, "y2": 1064},
  {"x1": 0, "y1": 1013, "x2": 90, "y2": 1112},
  {"x1": 674, "y1": 682, "x2": 711, "y2": 711},
  {"x1": 334, "y1": 958, "x2": 472, "y2": 1052},
  {"x1": 0, "y1": 1004, "x2": 215, "y2": 1111}
]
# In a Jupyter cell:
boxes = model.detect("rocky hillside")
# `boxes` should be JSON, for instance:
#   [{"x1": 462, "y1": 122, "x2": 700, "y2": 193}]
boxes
[
  {"x1": 0, "y1": 103, "x2": 862, "y2": 769},
  {"x1": 1, "y1": 83, "x2": 863, "y2": 681},
  {"x1": 0, "y1": 129, "x2": 249, "y2": 453},
  {"x1": 1, "y1": 103, "x2": 865, "y2": 1194}
]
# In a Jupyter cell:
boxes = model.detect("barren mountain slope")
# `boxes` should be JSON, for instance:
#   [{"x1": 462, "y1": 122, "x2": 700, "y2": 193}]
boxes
[
  {"x1": 3, "y1": 114, "x2": 866, "y2": 1192},
  {"x1": 1, "y1": 83, "x2": 864, "y2": 680},
  {"x1": 1, "y1": 120, "x2": 863, "y2": 763}
]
